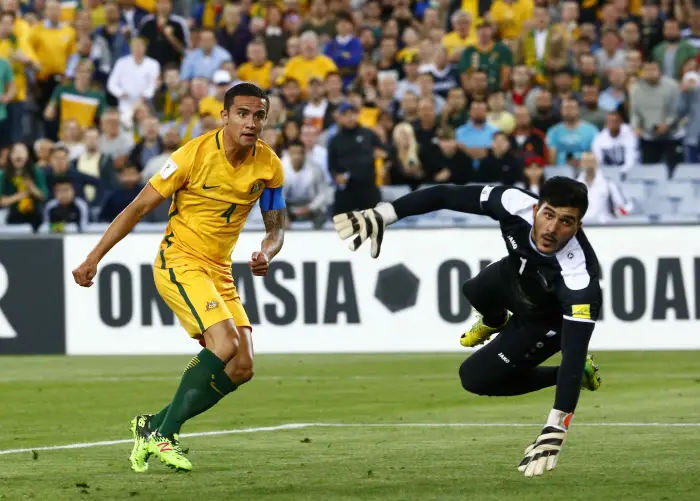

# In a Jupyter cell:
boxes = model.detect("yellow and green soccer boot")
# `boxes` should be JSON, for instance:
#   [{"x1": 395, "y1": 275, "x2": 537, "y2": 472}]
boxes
[
  {"x1": 129, "y1": 414, "x2": 154, "y2": 472},
  {"x1": 460, "y1": 311, "x2": 512, "y2": 348},
  {"x1": 581, "y1": 354, "x2": 602, "y2": 391},
  {"x1": 147, "y1": 432, "x2": 192, "y2": 472}
]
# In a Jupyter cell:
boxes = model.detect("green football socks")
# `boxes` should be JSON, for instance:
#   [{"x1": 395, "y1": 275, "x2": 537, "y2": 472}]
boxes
[{"x1": 157, "y1": 348, "x2": 237, "y2": 436}]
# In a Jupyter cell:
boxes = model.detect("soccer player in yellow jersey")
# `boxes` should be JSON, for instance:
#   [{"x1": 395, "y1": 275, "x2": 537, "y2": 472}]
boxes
[{"x1": 72, "y1": 83, "x2": 286, "y2": 473}]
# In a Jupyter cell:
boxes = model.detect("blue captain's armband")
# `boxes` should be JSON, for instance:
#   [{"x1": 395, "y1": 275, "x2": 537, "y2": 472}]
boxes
[{"x1": 260, "y1": 186, "x2": 286, "y2": 211}]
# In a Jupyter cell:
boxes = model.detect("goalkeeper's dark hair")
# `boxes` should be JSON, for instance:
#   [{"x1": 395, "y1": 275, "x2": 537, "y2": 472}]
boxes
[
  {"x1": 538, "y1": 176, "x2": 588, "y2": 219},
  {"x1": 223, "y1": 83, "x2": 269, "y2": 113}
]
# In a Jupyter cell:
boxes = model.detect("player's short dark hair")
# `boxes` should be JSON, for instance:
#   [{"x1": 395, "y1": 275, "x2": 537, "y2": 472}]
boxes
[
  {"x1": 539, "y1": 176, "x2": 589, "y2": 219},
  {"x1": 223, "y1": 83, "x2": 269, "y2": 113}
]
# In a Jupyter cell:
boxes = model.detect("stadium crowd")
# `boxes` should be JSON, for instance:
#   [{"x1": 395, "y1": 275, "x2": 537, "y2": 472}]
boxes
[{"x1": 0, "y1": 0, "x2": 699, "y2": 232}]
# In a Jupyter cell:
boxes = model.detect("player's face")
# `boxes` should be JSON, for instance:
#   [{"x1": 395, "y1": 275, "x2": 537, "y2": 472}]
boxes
[
  {"x1": 223, "y1": 96, "x2": 268, "y2": 147},
  {"x1": 532, "y1": 203, "x2": 581, "y2": 253}
]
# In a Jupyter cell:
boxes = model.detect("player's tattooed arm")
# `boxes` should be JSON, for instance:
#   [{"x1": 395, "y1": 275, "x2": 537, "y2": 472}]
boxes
[{"x1": 261, "y1": 209, "x2": 286, "y2": 260}]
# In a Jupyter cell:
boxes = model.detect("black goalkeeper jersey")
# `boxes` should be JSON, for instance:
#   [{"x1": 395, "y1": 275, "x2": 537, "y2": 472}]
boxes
[{"x1": 478, "y1": 184, "x2": 602, "y2": 325}]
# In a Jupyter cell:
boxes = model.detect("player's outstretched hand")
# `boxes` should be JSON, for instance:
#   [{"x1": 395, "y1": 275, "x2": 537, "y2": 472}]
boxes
[
  {"x1": 517, "y1": 426, "x2": 567, "y2": 477},
  {"x1": 333, "y1": 205, "x2": 392, "y2": 258},
  {"x1": 73, "y1": 260, "x2": 97, "y2": 287},
  {"x1": 249, "y1": 251, "x2": 269, "y2": 276}
]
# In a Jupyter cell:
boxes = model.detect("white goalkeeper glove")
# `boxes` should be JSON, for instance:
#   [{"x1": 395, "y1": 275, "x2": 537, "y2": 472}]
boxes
[
  {"x1": 518, "y1": 410, "x2": 572, "y2": 477},
  {"x1": 332, "y1": 203, "x2": 398, "y2": 258}
]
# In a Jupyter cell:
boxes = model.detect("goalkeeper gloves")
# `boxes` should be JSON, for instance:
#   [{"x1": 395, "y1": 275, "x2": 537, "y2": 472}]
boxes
[
  {"x1": 332, "y1": 203, "x2": 398, "y2": 258},
  {"x1": 518, "y1": 409, "x2": 572, "y2": 478}
]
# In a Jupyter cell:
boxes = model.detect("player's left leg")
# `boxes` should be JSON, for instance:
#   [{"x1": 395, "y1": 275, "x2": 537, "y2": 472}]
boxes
[{"x1": 459, "y1": 318, "x2": 560, "y2": 397}]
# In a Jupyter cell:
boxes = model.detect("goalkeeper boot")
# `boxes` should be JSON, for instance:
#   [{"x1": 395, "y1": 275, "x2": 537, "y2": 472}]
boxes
[
  {"x1": 147, "y1": 431, "x2": 192, "y2": 472},
  {"x1": 581, "y1": 354, "x2": 602, "y2": 391},
  {"x1": 129, "y1": 414, "x2": 154, "y2": 472},
  {"x1": 460, "y1": 311, "x2": 511, "y2": 348}
]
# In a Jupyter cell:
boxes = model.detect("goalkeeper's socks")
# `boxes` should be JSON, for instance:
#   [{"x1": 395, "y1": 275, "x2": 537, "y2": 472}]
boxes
[{"x1": 158, "y1": 349, "x2": 238, "y2": 436}]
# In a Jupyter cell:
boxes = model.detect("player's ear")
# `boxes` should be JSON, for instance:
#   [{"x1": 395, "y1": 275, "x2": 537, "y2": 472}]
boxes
[
  {"x1": 220, "y1": 109, "x2": 228, "y2": 126},
  {"x1": 532, "y1": 203, "x2": 539, "y2": 219}
]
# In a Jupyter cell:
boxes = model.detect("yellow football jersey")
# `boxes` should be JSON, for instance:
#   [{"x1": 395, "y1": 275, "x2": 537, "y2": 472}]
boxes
[{"x1": 149, "y1": 129, "x2": 284, "y2": 270}]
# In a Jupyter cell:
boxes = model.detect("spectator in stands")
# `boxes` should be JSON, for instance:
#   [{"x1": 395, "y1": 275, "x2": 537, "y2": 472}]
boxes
[
  {"x1": 576, "y1": 151, "x2": 632, "y2": 224},
  {"x1": 45, "y1": 144, "x2": 100, "y2": 204},
  {"x1": 0, "y1": 11, "x2": 38, "y2": 145},
  {"x1": 442, "y1": 10, "x2": 475, "y2": 63},
  {"x1": 424, "y1": 126, "x2": 472, "y2": 184},
  {"x1": 398, "y1": 90, "x2": 419, "y2": 124},
  {"x1": 458, "y1": 21, "x2": 512, "y2": 93},
  {"x1": 625, "y1": 50, "x2": 643, "y2": 78},
  {"x1": 630, "y1": 60, "x2": 682, "y2": 169},
  {"x1": 199, "y1": 69, "x2": 230, "y2": 123},
  {"x1": 180, "y1": 28, "x2": 231, "y2": 82},
  {"x1": 596, "y1": 28, "x2": 626, "y2": 73},
  {"x1": 297, "y1": 76, "x2": 329, "y2": 131},
  {"x1": 598, "y1": 67, "x2": 628, "y2": 113},
  {"x1": 237, "y1": 39, "x2": 273, "y2": 90},
  {"x1": 282, "y1": 141, "x2": 332, "y2": 229},
  {"x1": 386, "y1": 121, "x2": 424, "y2": 186},
  {"x1": 282, "y1": 31, "x2": 338, "y2": 93},
  {"x1": 66, "y1": 34, "x2": 111, "y2": 86},
  {"x1": 71, "y1": 127, "x2": 117, "y2": 204},
  {"x1": 528, "y1": 90, "x2": 560, "y2": 134},
  {"x1": 142, "y1": 128, "x2": 180, "y2": 181},
  {"x1": 592, "y1": 110, "x2": 638, "y2": 174},
  {"x1": 376, "y1": 36, "x2": 402, "y2": 76},
  {"x1": 43, "y1": 177, "x2": 90, "y2": 232},
  {"x1": 28, "y1": 0, "x2": 76, "y2": 127},
  {"x1": 422, "y1": 46, "x2": 459, "y2": 99},
  {"x1": 128, "y1": 115, "x2": 163, "y2": 171},
  {"x1": 653, "y1": 18, "x2": 698, "y2": 80},
  {"x1": 487, "y1": 90, "x2": 515, "y2": 134},
  {"x1": 139, "y1": 0, "x2": 190, "y2": 68},
  {"x1": 396, "y1": 54, "x2": 421, "y2": 101},
  {"x1": 456, "y1": 101, "x2": 499, "y2": 169},
  {"x1": 62, "y1": 120, "x2": 86, "y2": 161},
  {"x1": 107, "y1": 37, "x2": 161, "y2": 124},
  {"x1": 34, "y1": 139, "x2": 53, "y2": 170},
  {"x1": 521, "y1": 7, "x2": 567, "y2": 86},
  {"x1": 506, "y1": 65, "x2": 532, "y2": 111},
  {"x1": 328, "y1": 102, "x2": 381, "y2": 214},
  {"x1": 323, "y1": 11, "x2": 362, "y2": 89},
  {"x1": 546, "y1": 98, "x2": 598, "y2": 166},
  {"x1": 260, "y1": 10, "x2": 288, "y2": 65},
  {"x1": 0, "y1": 142, "x2": 47, "y2": 230},
  {"x1": 99, "y1": 165, "x2": 143, "y2": 222},
  {"x1": 215, "y1": 4, "x2": 252, "y2": 66},
  {"x1": 476, "y1": 131, "x2": 523, "y2": 185},
  {"x1": 510, "y1": 105, "x2": 548, "y2": 163},
  {"x1": 490, "y1": 0, "x2": 534, "y2": 42},
  {"x1": 44, "y1": 60, "x2": 107, "y2": 139},
  {"x1": 520, "y1": 155, "x2": 546, "y2": 195},
  {"x1": 677, "y1": 71, "x2": 700, "y2": 163},
  {"x1": 417, "y1": 71, "x2": 446, "y2": 116},
  {"x1": 300, "y1": 0, "x2": 336, "y2": 41},
  {"x1": 119, "y1": 0, "x2": 149, "y2": 34},
  {"x1": 580, "y1": 85, "x2": 606, "y2": 130},
  {"x1": 621, "y1": 21, "x2": 641, "y2": 52},
  {"x1": 153, "y1": 64, "x2": 185, "y2": 123},
  {"x1": 99, "y1": 108, "x2": 133, "y2": 169},
  {"x1": 93, "y1": 1, "x2": 131, "y2": 74},
  {"x1": 574, "y1": 54, "x2": 601, "y2": 92},
  {"x1": 442, "y1": 87, "x2": 468, "y2": 129}
]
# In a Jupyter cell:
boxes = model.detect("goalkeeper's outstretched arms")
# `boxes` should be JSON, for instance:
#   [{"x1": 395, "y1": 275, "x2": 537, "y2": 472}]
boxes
[{"x1": 333, "y1": 185, "x2": 487, "y2": 258}]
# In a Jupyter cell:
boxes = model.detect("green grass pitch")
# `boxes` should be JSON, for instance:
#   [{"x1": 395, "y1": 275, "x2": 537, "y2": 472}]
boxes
[{"x1": 0, "y1": 352, "x2": 699, "y2": 500}]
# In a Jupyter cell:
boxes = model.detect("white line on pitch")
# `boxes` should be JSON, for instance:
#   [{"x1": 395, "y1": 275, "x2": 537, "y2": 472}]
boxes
[{"x1": 1, "y1": 422, "x2": 699, "y2": 456}]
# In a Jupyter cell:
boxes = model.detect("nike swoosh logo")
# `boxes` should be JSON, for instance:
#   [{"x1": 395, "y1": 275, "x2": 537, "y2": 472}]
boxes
[
  {"x1": 210, "y1": 381, "x2": 224, "y2": 396},
  {"x1": 203, "y1": 184, "x2": 220, "y2": 190}
]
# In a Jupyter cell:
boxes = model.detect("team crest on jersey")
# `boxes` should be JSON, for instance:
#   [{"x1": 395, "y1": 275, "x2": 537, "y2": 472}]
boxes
[
  {"x1": 206, "y1": 300, "x2": 219, "y2": 312},
  {"x1": 571, "y1": 304, "x2": 591, "y2": 320},
  {"x1": 249, "y1": 181, "x2": 263, "y2": 195}
]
